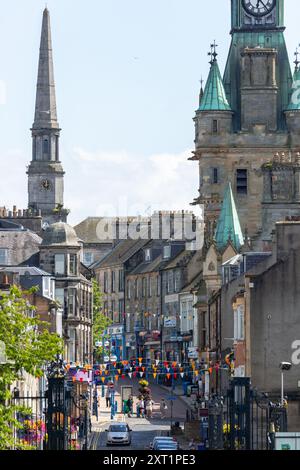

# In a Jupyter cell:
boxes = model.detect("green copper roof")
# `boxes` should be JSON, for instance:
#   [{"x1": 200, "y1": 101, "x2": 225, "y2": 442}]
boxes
[
  {"x1": 223, "y1": 31, "x2": 292, "y2": 130},
  {"x1": 198, "y1": 60, "x2": 231, "y2": 111},
  {"x1": 215, "y1": 182, "x2": 244, "y2": 251},
  {"x1": 287, "y1": 67, "x2": 300, "y2": 110}
]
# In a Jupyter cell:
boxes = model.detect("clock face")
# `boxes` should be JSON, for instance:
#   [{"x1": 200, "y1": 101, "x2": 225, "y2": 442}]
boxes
[
  {"x1": 242, "y1": 0, "x2": 276, "y2": 17},
  {"x1": 41, "y1": 179, "x2": 51, "y2": 191}
]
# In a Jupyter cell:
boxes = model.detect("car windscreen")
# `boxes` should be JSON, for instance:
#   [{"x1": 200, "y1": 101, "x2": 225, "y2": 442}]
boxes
[{"x1": 109, "y1": 425, "x2": 127, "y2": 432}]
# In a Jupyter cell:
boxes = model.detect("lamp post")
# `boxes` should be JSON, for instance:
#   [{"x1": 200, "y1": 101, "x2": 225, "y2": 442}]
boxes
[{"x1": 279, "y1": 362, "x2": 292, "y2": 406}]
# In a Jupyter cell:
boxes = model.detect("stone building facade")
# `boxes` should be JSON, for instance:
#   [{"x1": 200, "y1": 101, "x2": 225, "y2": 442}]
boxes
[
  {"x1": 190, "y1": 0, "x2": 299, "y2": 243},
  {"x1": 39, "y1": 222, "x2": 93, "y2": 364}
]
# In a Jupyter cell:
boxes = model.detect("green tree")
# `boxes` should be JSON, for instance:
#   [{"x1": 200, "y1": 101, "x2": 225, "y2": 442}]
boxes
[
  {"x1": 0, "y1": 286, "x2": 63, "y2": 450},
  {"x1": 92, "y1": 278, "x2": 111, "y2": 362}
]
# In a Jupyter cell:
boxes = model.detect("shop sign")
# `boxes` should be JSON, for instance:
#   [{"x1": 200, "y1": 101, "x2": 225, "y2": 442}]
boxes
[
  {"x1": 188, "y1": 347, "x2": 199, "y2": 359},
  {"x1": 165, "y1": 294, "x2": 179, "y2": 304},
  {"x1": 164, "y1": 317, "x2": 177, "y2": 328}
]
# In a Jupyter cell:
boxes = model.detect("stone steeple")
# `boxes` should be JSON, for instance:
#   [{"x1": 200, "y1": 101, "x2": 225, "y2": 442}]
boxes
[
  {"x1": 27, "y1": 9, "x2": 67, "y2": 226},
  {"x1": 33, "y1": 8, "x2": 59, "y2": 130}
]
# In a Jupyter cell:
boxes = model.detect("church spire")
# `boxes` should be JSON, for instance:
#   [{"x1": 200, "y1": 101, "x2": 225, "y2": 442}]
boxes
[
  {"x1": 33, "y1": 8, "x2": 59, "y2": 130},
  {"x1": 27, "y1": 9, "x2": 66, "y2": 225}
]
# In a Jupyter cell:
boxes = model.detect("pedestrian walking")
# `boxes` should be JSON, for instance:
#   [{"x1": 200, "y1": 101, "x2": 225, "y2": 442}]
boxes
[
  {"x1": 127, "y1": 395, "x2": 134, "y2": 418},
  {"x1": 160, "y1": 398, "x2": 168, "y2": 419},
  {"x1": 146, "y1": 399, "x2": 153, "y2": 419},
  {"x1": 105, "y1": 387, "x2": 111, "y2": 408},
  {"x1": 139, "y1": 398, "x2": 145, "y2": 418}
]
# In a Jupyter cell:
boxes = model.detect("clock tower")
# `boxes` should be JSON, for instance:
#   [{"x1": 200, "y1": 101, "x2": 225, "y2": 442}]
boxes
[
  {"x1": 27, "y1": 8, "x2": 68, "y2": 226},
  {"x1": 192, "y1": 0, "x2": 299, "y2": 245}
]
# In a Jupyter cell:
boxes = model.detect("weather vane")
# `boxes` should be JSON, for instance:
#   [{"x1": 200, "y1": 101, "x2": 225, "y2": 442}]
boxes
[{"x1": 208, "y1": 40, "x2": 218, "y2": 64}]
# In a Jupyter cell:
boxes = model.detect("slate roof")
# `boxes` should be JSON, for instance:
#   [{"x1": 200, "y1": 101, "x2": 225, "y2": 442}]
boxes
[
  {"x1": 93, "y1": 238, "x2": 149, "y2": 269},
  {"x1": 74, "y1": 217, "x2": 115, "y2": 244},
  {"x1": 0, "y1": 266, "x2": 52, "y2": 276},
  {"x1": 42, "y1": 222, "x2": 80, "y2": 247}
]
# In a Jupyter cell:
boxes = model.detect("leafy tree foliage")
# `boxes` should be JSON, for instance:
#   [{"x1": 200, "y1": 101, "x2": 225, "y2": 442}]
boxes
[
  {"x1": 92, "y1": 279, "x2": 111, "y2": 362},
  {"x1": 0, "y1": 286, "x2": 63, "y2": 449}
]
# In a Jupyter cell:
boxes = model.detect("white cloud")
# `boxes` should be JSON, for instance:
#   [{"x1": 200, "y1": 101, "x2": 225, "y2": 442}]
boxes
[
  {"x1": 0, "y1": 146, "x2": 199, "y2": 226},
  {"x1": 66, "y1": 147, "x2": 198, "y2": 224}
]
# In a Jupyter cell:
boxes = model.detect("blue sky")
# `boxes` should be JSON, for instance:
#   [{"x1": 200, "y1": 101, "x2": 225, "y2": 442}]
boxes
[{"x1": 0, "y1": 0, "x2": 299, "y2": 225}]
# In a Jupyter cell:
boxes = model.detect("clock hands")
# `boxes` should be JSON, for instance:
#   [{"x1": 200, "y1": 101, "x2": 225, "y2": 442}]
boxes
[{"x1": 256, "y1": 0, "x2": 268, "y2": 10}]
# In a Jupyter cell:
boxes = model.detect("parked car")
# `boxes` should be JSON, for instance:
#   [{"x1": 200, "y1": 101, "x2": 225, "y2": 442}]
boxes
[
  {"x1": 153, "y1": 441, "x2": 179, "y2": 451},
  {"x1": 105, "y1": 423, "x2": 132, "y2": 446},
  {"x1": 149, "y1": 436, "x2": 178, "y2": 450}
]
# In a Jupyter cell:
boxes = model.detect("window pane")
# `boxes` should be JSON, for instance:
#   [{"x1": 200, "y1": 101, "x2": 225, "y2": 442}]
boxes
[
  {"x1": 69, "y1": 254, "x2": 77, "y2": 275},
  {"x1": 55, "y1": 254, "x2": 65, "y2": 275},
  {"x1": 163, "y1": 246, "x2": 171, "y2": 259},
  {"x1": 83, "y1": 252, "x2": 94, "y2": 266},
  {"x1": 237, "y1": 169, "x2": 248, "y2": 194},
  {"x1": 55, "y1": 288, "x2": 64, "y2": 308},
  {"x1": 68, "y1": 289, "x2": 77, "y2": 316},
  {"x1": 0, "y1": 249, "x2": 8, "y2": 265}
]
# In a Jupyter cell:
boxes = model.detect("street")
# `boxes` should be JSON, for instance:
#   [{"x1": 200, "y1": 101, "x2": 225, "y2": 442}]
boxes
[{"x1": 91, "y1": 379, "x2": 190, "y2": 450}]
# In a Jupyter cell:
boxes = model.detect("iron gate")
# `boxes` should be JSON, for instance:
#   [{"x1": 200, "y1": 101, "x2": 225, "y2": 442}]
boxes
[
  {"x1": 10, "y1": 363, "x2": 91, "y2": 450},
  {"x1": 223, "y1": 377, "x2": 287, "y2": 450}
]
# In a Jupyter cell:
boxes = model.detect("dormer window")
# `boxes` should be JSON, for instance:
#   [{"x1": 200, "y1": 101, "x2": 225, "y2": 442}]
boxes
[
  {"x1": 145, "y1": 248, "x2": 151, "y2": 262},
  {"x1": 163, "y1": 245, "x2": 171, "y2": 259}
]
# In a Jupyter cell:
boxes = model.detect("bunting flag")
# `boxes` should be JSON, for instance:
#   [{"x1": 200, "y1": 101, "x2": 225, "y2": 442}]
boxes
[
  {"x1": 115, "y1": 375, "x2": 119, "y2": 382},
  {"x1": 166, "y1": 373, "x2": 171, "y2": 380},
  {"x1": 180, "y1": 373, "x2": 184, "y2": 378},
  {"x1": 139, "y1": 372, "x2": 144, "y2": 378},
  {"x1": 118, "y1": 369, "x2": 121, "y2": 375},
  {"x1": 128, "y1": 373, "x2": 132, "y2": 379},
  {"x1": 153, "y1": 373, "x2": 157, "y2": 379},
  {"x1": 101, "y1": 377, "x2": 105, "y2": 383},
  {"x1": 155, "y1": 360, "x2": 159, "y2": 366}
]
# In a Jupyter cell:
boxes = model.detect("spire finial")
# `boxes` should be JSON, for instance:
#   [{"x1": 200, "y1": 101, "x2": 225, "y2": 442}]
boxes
[
  {"x1": 294, "y1": 46, "x2": 300, "y2": 71},
  {"x1": 208, "y1": 40, "x2": 218, "y2": 65}
]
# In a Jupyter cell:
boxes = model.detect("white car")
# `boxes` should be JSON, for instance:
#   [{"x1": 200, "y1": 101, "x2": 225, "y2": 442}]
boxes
[
  {"x1": 106, "y1": 423, "x2": 132, "y2": 446},
  {"x1": 149, "y1": 436, "x2": 179, "y2": 450}
]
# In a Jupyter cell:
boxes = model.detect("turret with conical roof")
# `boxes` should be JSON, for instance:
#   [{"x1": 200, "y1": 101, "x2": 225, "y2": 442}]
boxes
[
  {"x1": 27, "y1": 9, "x2": 67, "y2": 226},
  {"x1": 194, "y1": 42, "x2": 233, "y2": 144},
  {"x1": 214, "y1": 182, "x2": 244, "y2": 252},
  {"x1": 198, "y1": 44, "x2": 231, "y2": 112}
]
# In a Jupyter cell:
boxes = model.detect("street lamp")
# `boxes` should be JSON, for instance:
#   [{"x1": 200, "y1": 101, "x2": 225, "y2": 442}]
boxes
[{"x1": 279, "y1": 362, "x2": 292, "y2": 406}]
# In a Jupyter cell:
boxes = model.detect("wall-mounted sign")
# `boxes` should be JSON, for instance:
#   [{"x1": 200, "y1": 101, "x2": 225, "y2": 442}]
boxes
[{"x1": 164, "y1": 317, "x2": 177, "y2": 328}]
